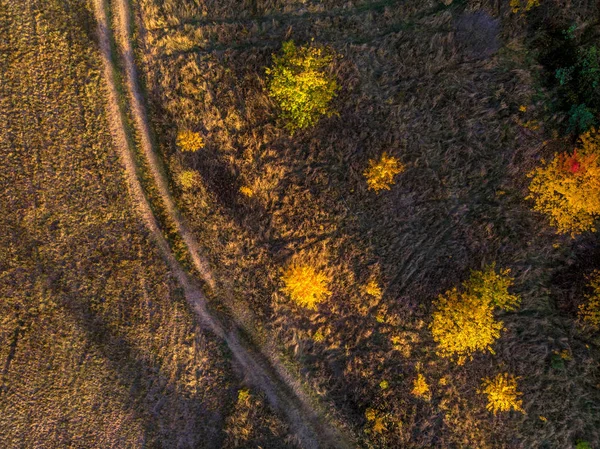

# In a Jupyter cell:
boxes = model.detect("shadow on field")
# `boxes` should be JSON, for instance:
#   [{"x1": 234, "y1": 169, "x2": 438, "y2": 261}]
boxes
[
  {"x1": 152, "y1": 0, "x2": 405, "y2": 32},
  {"x1": 44, "y1": 4, "x2": 230, "y2": 447},
  {"x1": 59, "y1": 288, "x2": 226, "y2": 449}
]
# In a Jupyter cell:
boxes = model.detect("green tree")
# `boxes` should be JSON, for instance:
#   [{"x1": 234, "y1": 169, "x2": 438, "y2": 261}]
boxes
[{"x1": 266, "y1": 40, "x2": 339, "y2": 132}]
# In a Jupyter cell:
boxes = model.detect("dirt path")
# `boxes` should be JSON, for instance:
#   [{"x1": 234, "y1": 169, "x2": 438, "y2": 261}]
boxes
[{"x1": 92, "y1": 0, "x2": 354, "y2": 447}]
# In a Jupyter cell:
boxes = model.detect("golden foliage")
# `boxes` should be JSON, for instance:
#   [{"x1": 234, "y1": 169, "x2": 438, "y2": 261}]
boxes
[
  {"x1": 479, "y1": 373, "x2": 524, "y2": 415},
  {"x1": 371, "y1": 418, "x2": 387, "y2": 434},
  {"x1": 431, "y1": 265, "x2": 520, "y2": 362},
  {"x1": 365, "y1": 408, "x2": 377, "y2": 422},
  {"x1": 364, "y1": 408, "x2": 387, "y2": 434},
  {"x1": 280, "y1": 262, "x2": 331, "y2": 310},
  {"x1": 237, "y1": 388, "x2": 251, "y2": 404},
  {"x1": 363, "y1": 153, "x2": 405, "y2": 192},
  {"x1": 176, "y1": 129, "x2": 205, "y2": 152},
  {"x1": 467, "y1": 263, "x2": 520, "y2": 311},
  {"x1": 363, "y1": 279, "x2": 383, "y2": 300},
  {"x1": 313, "y1": 328, "x2": 325, "y2": 342},
  {"x1": 431, "y1": 287, "x2": 503, "y2": 363},
  {"x1": 266, "y1": 40, "x2": 339, "y2": 132},
  {"x1": 177, "y1": 170, "x2": 199, "y2": 190},
  {"x1": 527, "y1": 129, "x2": 600, "y2": 235},
  {"x1": 411, "y1": 373, "x2": 430, "y2": 399},
  {"x1": 239, "y1": 186, "x2": 254, "y2": 197},
  {"x1": 579, "y1": 270, "x2": 600, "y2": 328}
]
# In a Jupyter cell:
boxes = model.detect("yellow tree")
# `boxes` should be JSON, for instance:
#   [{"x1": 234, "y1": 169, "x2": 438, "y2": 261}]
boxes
[
  {"x1": 281, "y1": 262, "x2": 331, "y2": 310},
  {"x1": 467, "y1": 263, "x2": 520, "y2": 311},
  {"x1": 479, "y1": 373, "x2": 524, "y2": 415},
  {"x1": 431, "y1": 287, "x2": 503, "y2": 364},
  {"x1": 176, "y1": 130, "x2": 204, "y2": 152},
  {"x1": 527, "y1": 129, "x2": 600, "y2": 235},
  {"x1": 266, "y1": 40, "x2": 339, "y2": 132},
  {"x1": 363, "y1": 153, "x2": 405, "y2": 192},
  {"x1": 430, "y1": 265, "x2": 520, "y2": 363},
  {"x1": 411, "y1": 373, "x2": 430, "y2": 400}
]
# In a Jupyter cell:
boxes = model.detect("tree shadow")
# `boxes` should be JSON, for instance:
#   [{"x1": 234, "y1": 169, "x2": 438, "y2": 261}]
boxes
[
  {"x1": 5, "y1": 2, "x2": 235, "y2": 447},
  {"x1": 58, "y1": 286, "x2": 228, "y2": 449}
]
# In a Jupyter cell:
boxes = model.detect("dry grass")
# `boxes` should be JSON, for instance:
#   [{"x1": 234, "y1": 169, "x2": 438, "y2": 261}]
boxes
[
  {"x1": 131, "y1": 0, "x2": 600, "y2": 447},
  {"x1": 0, "y1": 0, "x2": 296, "y2": 447}
]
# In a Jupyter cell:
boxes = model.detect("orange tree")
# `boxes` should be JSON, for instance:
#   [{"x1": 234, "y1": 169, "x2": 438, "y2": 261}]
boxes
[{"x1": 527, "y1": 129, "x2": 600, "y2": 235}]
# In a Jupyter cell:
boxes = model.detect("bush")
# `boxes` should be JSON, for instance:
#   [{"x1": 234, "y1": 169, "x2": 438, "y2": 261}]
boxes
[
  {"x1": 431, "y1": 287, "x2": 503, "y2": 364},
  {"x1": 527, "y1": 129, "x2": 600, "y2": 235},
  {"x1": 364, "y1": 408, "x2": 386, "y2": 434},
  {"x1": 578, "y1": 270, "x2": 600, "y2": 329},
  {"x1": 177, "y1": 170, "x2": 199, "y2": 190},
  {"x1": 280, "y1": 262, "x2": 331, "y2": 310},
  {"x1": 479, "y1": 373, "x2": 524, "y2": 415},
  {"x1": 266, "y1": 40, "x2": 339, "y2": 132},
  {"x1": 411, "y1": 373, "x2": 430, "y2": 400},
  {"x1": 239, "y1": 186, "x2": 254, "y2": 198},
  {"x1": 430, "y1": 265, "x2": 519, "y2": 363},
  {"x1": 363, "y1": 153, "x2": 405, "y2": 192},
  {"x1": 176, "y1": 130, "x2": 204, "y2": 152},
  {"x1": 467, "y1": 263, "x2": 520, "y2": 311},
  {"x1": 363, "y1": 279, "x2": 383, "y2": 300}
]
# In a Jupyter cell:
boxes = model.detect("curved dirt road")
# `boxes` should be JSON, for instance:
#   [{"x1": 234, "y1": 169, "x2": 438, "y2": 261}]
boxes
[{"x1": 92, "y1": 0, "x2": 355, "y2": 447}]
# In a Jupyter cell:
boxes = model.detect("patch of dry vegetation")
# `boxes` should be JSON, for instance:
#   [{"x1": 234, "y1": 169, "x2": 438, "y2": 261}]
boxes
[
  {"x1": 0, "y1": 1, "x2": 295, "y2": 447},
  {"x1": 222, "y1": 388, "x2": 297, "y2": 449}
]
